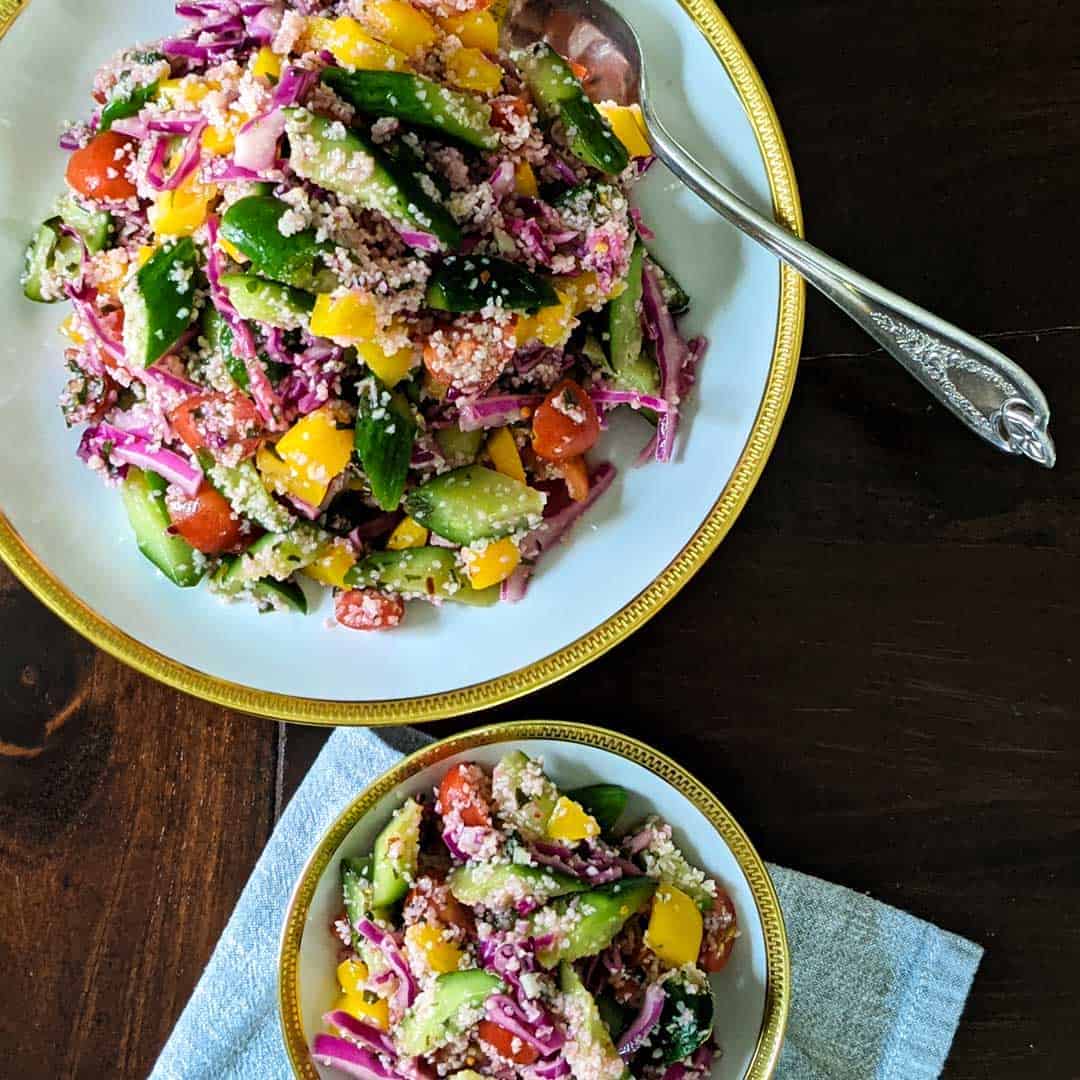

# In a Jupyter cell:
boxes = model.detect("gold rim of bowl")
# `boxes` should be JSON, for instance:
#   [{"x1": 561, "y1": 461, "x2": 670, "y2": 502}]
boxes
[
  {"x1": 0, "y1": 0, "x2": 804, "y2": 724},
  {"x1": 278, "y1": 720, "x2": 791, "y2": 1078}
]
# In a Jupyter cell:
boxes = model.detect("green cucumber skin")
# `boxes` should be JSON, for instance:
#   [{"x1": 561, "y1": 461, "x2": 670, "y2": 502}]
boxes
[
  {"x1": 120, "y1": 467, "x2": 205, "y2": 588},
  {"x1": 535, "y1": 878, "x2": 657, "y2": 967},
  {"x1": 566, "y1": 784, "x2": 629, "y2": 834},
  {"x1": 22, "y1": 219, "x2": 65, "y2": 303},
  {"x1": 558, "y1": 964, "x2": 630, "y2": 1080},
  {"x1": 426, "y1": 255, "x2": 559, "y2": 315},
  {"x1": 516, "y1": 44, "x2": 629, "y2": 175},
  {"x1": 403, "y1": 465, "x2": 546, "y2": 546},
  {"x1": 398, "y1": 971, "x2": 505, "y2": 1057},
  {"x1": 447, "y1": 863, "x2": 587, "y2": 906},
  {"x1": 345, "y1": 546, "x2": 497, "y2": 605},
  {"x1": 607, "y1": 240, "x2": 658, "y2": 395},
  {"x1": 58, "y1": 193, "x2": 112, "y2": 252},
  {"x1": 354, "y1": 379, "x2": 417, "y2": 511},
  {"x1": 321, "y1": 68, "x2": 498, "y2": 151},
  {"x1": 371, "y1": 798, "x2": 423, "y2": 907},
  {"x1": 220, "y1": 272, "x2": 314, "y2": 331},
  {"x1": 123, "y1": 237, "x2": 200, "y2": 367},
  {"x1": 212, "y1": 556, "x2": 309, "y2": 613},
  {"x1": 220, "y1": 195, "x2": 326, "y2": 290},
  {"x1": 99, "y1": 80, "x2": 158, "y2": 132},
  {"x1": 647, "y1": 253, "x2": 691, "y2": 314},
  {"x1": 284, "y1": 109, "x2": 462, "y2": 250},
  {"x1": 434, "y1": 426, "x2": 484, "y2": 466}
]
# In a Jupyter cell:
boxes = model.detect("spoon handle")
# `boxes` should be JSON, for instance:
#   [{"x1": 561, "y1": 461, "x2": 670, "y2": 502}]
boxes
[{"x1": 640, "y1": 105, "x2": 1056, "y2": 467}]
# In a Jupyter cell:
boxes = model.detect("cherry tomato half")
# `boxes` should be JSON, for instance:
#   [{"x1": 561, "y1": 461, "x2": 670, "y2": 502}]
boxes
[
  {"x1": 169, "y1": 392, "x2": 263, "y2": 461},
  {"x1": 558, "y1": 454, "x2": 590, "y2": 502},
  {"x1": 404, "y1": 874, "x2": 476, "y2": 938},
  {"x1": 699, "y1": 887, "x2": 738, "y2": 972},
  {"x1": 66, "y1": 132, "x2": 138, "y2": 201},
  {"x1": 531, "y1": 378, "x2": 600, "y2": 462},
  {"x1": 438, "y1": 762, "x2": 491, "y2": 828},
  {"x1": 335, "y1": 588, "x2": 405, "y2": 631},
  {"x1": 477, "y1": 1020, "x2": 540, "y2": 1066},
  {"x1": 168, "y1": 484, "x2": 253, "y2": 556},
  {"x1": 422, "y1": 318, "x2": 516, "y2": 396}
]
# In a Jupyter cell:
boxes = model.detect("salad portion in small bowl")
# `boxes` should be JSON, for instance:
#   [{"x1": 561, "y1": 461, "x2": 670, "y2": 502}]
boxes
[{"x1": 286, "y1": 730, "x2": 779, "y2": 1080}]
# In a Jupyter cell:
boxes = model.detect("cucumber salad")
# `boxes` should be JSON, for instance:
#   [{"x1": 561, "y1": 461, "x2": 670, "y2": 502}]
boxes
[
  {"x1": 22, "y1": 0, "x2": 706, "y2": 630},
  {"x1": 317, "y1": 753, "x2": 738, "y2": 1079}
]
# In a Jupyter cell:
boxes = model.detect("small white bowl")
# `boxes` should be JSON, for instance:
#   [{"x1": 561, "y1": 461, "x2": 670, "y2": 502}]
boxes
[{"x1": 278, "y1": 721, "x2": 789, "y2": 1079}]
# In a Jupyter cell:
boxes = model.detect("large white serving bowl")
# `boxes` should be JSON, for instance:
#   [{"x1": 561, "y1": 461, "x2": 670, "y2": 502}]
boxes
[
  {"x1": 0, "y1": 0, "x2": 802, "y2": 723},
  {"x1": 279, "y1": 722, "x2": 790, "y2": 1079}
]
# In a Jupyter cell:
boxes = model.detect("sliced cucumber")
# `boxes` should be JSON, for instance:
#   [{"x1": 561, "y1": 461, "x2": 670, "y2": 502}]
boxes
[
  {"x1": 607, "y1": 239, "x2": 658, "y2": 394},
  {"x1": 220, "y1": 272, "x2": 315, "y2": 331},
  {"x1": 21, "y1": 218, "x2": 79, "y2": 303},
  {"x1": 398, "y1": 971, "x2": 505, "y2": 1057},
  {"x1": 515, "y1": 43, "x2": 629, "y2": 175},
  {"x1": 558, "y1": 963, "x2": 628, "y2": 1080},
  {"x1": 346, "y1": 546, "x2": 492, "y2": 605},
  {"x1": 99, "y1": 79, "x2": 158, "y2": 133},
  {"x1": 285, "y1": 109, "x2": 462, "y2": 250},
  {"x1": 403, "y1": 465, "x2": 546, "y2": 545},
  {"x1": 220, "y1": 195, "x2": 332, "y2": 291},
  {"x1": 534, "y1": 878, "x2": 656, "y2": 967},
  {"x1": 371, "y1": 797, "x2": 423, "y2": 907},
  {"x1": 647, "y1": 252, "x2": 691, "y2": 314},
  {"x1": 435, "y1": 426, "x2": 484, "y2": 466},
  {"x1": 211, "y1": 556, "x2": 308, "y2": 612},
  {"x1": 207, "y1": 458, "x2": 297, "y2": 533},
  {"x1": 120, "y1": 467, "x2": 205, "y2": 587},
  {"x1": 654, "y1": 975, "x2": 714, "y2": 1065},
  {"x1": 121, "y1": 237, "x2": 200, "y2": 367},
  {"x1": 447, "y1": 863, "x2": 586, "y2": 908},
  {"x1": 354, "y1": 377, "x2": 416, "y2": 511},
  {"x1": 58, "y1": 193, "x2": 112, "y2": 252},
  {"x1": 212, "y1": 525, "x2": 324, "y2": 591},
  {"x1": 322, "y1": 68, "x2": 499, "y2": 151},
  {"x1": 491, "y1": 750, "x2": 560, "y2": 840},
  {"x1": 426, "y1": 255, "x2": 558, "y2": 315}
]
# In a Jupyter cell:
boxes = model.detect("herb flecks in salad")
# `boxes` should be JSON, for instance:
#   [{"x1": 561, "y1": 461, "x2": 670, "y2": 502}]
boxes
[
  {"x1": 316, "y1": 753, "x2": 738, "y2": 1079},
  {"x1": 22, "y1": 0, "x2": 707, "y2": 630}
]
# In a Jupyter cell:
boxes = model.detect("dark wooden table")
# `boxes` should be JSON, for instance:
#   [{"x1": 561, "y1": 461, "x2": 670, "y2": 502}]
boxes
[{"x1": 2, "y1": 1, "x2": 1078, "y2": 1076}]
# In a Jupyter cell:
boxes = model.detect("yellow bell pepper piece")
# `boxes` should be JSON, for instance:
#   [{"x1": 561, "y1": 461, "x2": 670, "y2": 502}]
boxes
[
  {"x1": 156, "y1": 77, "x2": 218, "y2": 106},
  {"x1": 445, "y1": 46, "x2": 502, "y2": 94},
  {"x1": 364, "y1": 0, "x2": 437, "y2": 55},
  {"x1": 485, "y1": 426, "x2": 525, "y2": 483},
  {"x1": 546, "y1": 795, "x2": 601, "y2": 842},
  {"x1": 357, "y1": 337, "x2": 415, "y2": 386},
  {"x1": 405, "y1": 923, "x2": 464, "y2": 974},
  {"x1": 597, "y1": 102, "x2": 652, "y2": 158},
  {"x1": 262, "y1": 407, "x2": 355, "y2": 506},
  {"x1": 337, "y1": 958, "x2": 370, "y2": 994},
  {"x1": 148, "y1": 179, "x2": 218, "y2": 238},
  {"x1": 462, "y1": 537, "x2": 521, "y2": 590},
  {"x1": 252, "y1": 46, "x2": 282, "y2": 80},
  {"x1": 514, "y1": 161, "x2": 539, "y2": 198},
  {"x1": 644, "y1": 884, "x2": 703, "y2": 968},
  {"x1": 387, "y1": 516, "x2": 429, "y2": 550},
  {"x1": 304, "y1": 540, "x2": 357, "y2": 588},
  {"x1": 437, "y1": 9, "x2": 498, "y2": 52},
  {"x1": 306, "y1": 15, "x2": 410, "y2": 71},
  {"x1": 515, "y1": 290, "x2": 573, "y2": 347},
  {"x1": 201, "y1": 110, "x2": 250, "y2": 158},
  {"x1": 334, "y1": 991, "x2": 390, "y2": 1030},
  {"x1": 136, "y1": 245, "x2": 156, "y2": 267},
  {"x1": 310, "y1": 291, "x2": 378, "y2": 344}
]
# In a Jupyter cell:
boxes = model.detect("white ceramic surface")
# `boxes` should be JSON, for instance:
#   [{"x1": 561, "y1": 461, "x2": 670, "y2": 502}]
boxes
[
  {"x1": 0, "y1": 0, "x2": 785, "y2": 703},
  {"x1": 289, "y1": 737, "x2": 773, "y2": 1080}
]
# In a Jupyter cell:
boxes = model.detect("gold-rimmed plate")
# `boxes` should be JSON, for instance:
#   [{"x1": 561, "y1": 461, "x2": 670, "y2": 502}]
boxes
[
  {"x1": 0, "y1": 0, "x2": 802, "y2": 724},
  {"x1": 279, "y1": 721, "x2": 790, "y2": 1078}
]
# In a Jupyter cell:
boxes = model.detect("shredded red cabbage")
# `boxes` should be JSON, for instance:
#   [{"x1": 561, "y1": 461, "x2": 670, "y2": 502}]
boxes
[
  {"x1": 235, "y1": 108, "x2": 285, "y2": 172},
  {"x1": 355, "y1": 918, "x2": 417, "y2": 1013},
  {"x1": 311, "y1": 1034, "x2": 402, "y2": 1080},
  {"x1": 455, "y1": 394, "x2": 544, "y2": 432},
  {"x1": 321, "y1": 1011, "x2": 397, "y2": 1058},
  {"x1": 484, "y1": 994, "x2": 565, "y2": 1056},
  {"x1": 397, "y1": 228, "x2": 442, "y2": 253},
  {"x1": 146, "y1": 120, "x2": 207, "y2": 191},
  {"x1": 88, "y1": 422, "x2": 203, "y2": 495},
  {"x1": 617, "y1": 981, "x2": 666, "y2": 1058},
  {"x1": 629, "y1": 206, "x2": 655, "y2": 241},
  {"x1": 519, "y1": 462, "x2": 615, "y2": 562},
  {"x1": 640, "y1": 263, "x2": 692, "y2": 462},
  {"x1": 590, "y1": 388, "x2": 671, "y2": 413}
]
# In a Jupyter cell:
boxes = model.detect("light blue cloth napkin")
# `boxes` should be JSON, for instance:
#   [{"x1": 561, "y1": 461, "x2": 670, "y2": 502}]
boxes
[{"x1": 150, "y1": 728, "x2": 983, "y2": 1080}]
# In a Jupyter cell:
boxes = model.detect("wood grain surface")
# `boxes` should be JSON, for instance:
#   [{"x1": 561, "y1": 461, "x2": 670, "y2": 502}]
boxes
[{"x1": 2, "y1": 1, "x2": 1078, "y2": 1077}]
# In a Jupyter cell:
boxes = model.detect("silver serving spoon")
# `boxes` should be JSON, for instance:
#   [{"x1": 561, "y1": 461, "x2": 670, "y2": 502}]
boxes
[{"x1": 502, "y1": 0, "x2": 1056, "y2": 467}]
